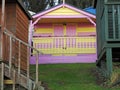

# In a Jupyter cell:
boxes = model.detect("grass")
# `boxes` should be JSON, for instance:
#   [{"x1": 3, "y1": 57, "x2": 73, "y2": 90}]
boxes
[{"x1": 30, "y1": 63, "x2": 120, "y2": 90}]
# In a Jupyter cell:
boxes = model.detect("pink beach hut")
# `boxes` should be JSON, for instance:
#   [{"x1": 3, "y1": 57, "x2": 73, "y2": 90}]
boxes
[{"x1": 30, "y1": 3, "x2": 96, "y2": 64}]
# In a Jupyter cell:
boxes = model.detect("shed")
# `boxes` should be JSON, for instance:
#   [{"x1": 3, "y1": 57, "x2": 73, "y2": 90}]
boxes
[
  {"x1": 94, "y1": 0, "x2": 120, "y2": 77},
  {"x1": 30, "y1": 3, "x2": 96, "y2": 64},
  {"x1": 0, "y1": 0, "x2": 32, "y2": 70}
]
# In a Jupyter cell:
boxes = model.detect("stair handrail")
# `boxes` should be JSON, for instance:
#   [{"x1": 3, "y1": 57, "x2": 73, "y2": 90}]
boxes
[{"x1": 3, "y1": 29, "x2": 40, "y2": 88}]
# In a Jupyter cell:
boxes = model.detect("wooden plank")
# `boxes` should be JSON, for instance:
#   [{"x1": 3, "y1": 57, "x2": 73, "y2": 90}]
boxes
[
  {"x1": 0, "y1": 0, "x2": 5, "y2": 89},
  {"x1": 112, "y1": 5, "x2": 115, "y2": 39},
  {"x1": 0, "y1": 63, "x2": 4, "y2": 90},
  {"x1": 106, "y1": 48, "x2": 112, "y2": 78},
  {"x1": 118, "y1": 5, "x2": 120, "y2": 38},
  {"x1": 4, "y1": 80, "x2": 14, "y2": 84}
]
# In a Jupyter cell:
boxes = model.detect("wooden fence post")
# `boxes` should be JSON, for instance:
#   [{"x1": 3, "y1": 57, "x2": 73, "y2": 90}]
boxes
[
  {"x1": 0, "y1": 0, "x2": 6, "y2": 90},
  {"x1": 36, "y1": 52, "x2": 39, "y2": 84}
]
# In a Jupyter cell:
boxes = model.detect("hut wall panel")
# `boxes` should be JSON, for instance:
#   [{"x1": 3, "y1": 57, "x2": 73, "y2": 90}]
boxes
[
  {"x1": 16, "y1": 4, "x2": 29, "y2": 43},
  {"x1": 16, "y1": 4, "x2": 29, "y2": 70},
  {"x1": 6, "y1": 4, "x2": 16, "y2": 34},
  {"x1": 0, "y1": 2, "x2": 30, "y2": 70}
]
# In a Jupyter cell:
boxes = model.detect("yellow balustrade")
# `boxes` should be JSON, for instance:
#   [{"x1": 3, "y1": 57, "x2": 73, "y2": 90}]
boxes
[{"x1": 33, "y1": 37, "x2": 96, "y2": 55}]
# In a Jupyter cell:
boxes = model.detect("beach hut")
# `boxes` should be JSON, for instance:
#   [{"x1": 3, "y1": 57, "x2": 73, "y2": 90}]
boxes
[{"x1": 31, "y1": 3, "x2": 96, "y2": 64}]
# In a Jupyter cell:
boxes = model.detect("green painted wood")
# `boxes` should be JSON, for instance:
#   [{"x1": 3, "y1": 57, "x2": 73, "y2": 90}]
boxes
[
  {"x1": 105, "y1": 43, "x2": 120, "y2": 48},
  {"x1": 112, "y1": 5, "x2": 115, "y2": 39},
  {"x1": 118, "y1": 5, "x2": 120, "y2": 38},
  {"x1": 106, "y1": 48, "x2": 112, "y2": 78},
  {"x1": 105, "y1": 5, "x2": 109, "y2": 41}
]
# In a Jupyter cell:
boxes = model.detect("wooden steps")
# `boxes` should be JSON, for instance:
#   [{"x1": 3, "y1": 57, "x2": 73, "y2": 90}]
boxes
[{"x1": 4, "y1": 64, "x2": 34, "y2": 89}]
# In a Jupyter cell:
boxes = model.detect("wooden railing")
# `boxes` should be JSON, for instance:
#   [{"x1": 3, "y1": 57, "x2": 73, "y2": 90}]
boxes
[
  {"x1": 0, "y1": 29, "x2": 40, "y2": 90},
  {"x1": 33, "y1": 36, "x2": 96, "y2": 55}
]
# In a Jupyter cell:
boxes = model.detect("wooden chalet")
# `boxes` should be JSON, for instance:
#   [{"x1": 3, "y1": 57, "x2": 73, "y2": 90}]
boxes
[
  {"x1": 94, "y1": 0, "x2": 120, "y2": 77},
  {"x1": 0, "y1": 0, "x2": 39, "y2": 90},
  {"x1": 30, "y1": 3, "x2": 96, "y2": 64}
]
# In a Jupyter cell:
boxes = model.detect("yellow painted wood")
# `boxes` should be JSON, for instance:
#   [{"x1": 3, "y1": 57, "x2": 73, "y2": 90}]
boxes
[
  {"x1": 77, "y1": 27, "x2": 96, "y2": 32},
  {"x1": 4, "y1": 80, "x2": 14, "y2": 84},
  {"x1": 45, "y1": 7, "x2": 83, "y2": 16},
  {"x1": 33, "y1": 37, "x2": 96, "y2": 55},
  {"x1": 35, "y1": 28, "x2": 54, "y2": 34},
  {"x1": 63, "y1": 25, "x2": 66, "y2": 36}
]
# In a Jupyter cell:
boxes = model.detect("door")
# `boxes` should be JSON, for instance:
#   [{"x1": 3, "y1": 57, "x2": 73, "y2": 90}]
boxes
[{"x1": 53, "y1": 24, "x2": 76, "y2": 55}]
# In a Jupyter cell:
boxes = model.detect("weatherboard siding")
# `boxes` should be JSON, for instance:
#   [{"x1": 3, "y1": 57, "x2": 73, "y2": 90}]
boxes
[
  {"x1": 0, "y1": 2, "x2": 30, "y2": 70},
  {"x1": 46, "y1": 7, "x2": 81, "y2": 15}
]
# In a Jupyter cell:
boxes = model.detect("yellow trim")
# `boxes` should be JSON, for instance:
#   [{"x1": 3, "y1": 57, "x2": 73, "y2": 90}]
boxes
[
  {"x1": 77, "y1": 27, "x2": 96, "y2": 32},
  {"x1": 35, "y1": 28, "x2": 53, "y2": 33}
]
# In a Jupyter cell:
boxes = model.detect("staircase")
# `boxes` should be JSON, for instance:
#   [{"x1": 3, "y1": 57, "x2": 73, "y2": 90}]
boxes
[{"x1": 0, "y1": 30, "x2": 43, "y2": 90}]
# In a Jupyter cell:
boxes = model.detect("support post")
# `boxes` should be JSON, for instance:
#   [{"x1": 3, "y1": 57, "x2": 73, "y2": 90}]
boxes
[
  {"x1": 27, "y1": 47, "x2": 30, "y2": 89},
  {"x1": 9, "y1": 36, "x2": 12, "y2": 76},
  {"x1": 0, "y1": 0, "x2": 5, "y2": 90},
  {"x1": 36, "y1": 52, "x2": 39, "y2": 84},
  {"x1": 106, "y1": 48, "x2": 113, "y2": 78},
  {"x1": 0, "y1": 63, "x2": 4, "y2": 90},
  {"x1": 13, "y1": 69, "x2": 16, "y2": 90}
]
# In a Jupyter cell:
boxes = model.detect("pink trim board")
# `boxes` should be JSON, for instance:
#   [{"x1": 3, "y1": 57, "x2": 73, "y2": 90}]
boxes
[{"x1": 33, "y1": 4, "x2": 95, "y2": 19}]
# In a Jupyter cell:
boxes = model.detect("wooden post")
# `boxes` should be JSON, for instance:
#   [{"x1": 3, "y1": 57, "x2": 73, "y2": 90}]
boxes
[
  {"x1": 36, "y1": 52, "x2": 39, "y2": 84},
  {"x1": 106, "y1": 48, "x2": 113, "y2": 78},
  {"x1": 9, "y1": 36, "x2": 12, "y2": 76},
  {"x1": 0, "y1": 0, "x2": 5, "y2": 90},
  {"x1": 27, "y1": 47, "x2": 30, "y2": 89},
  {"x1": 13, "y1": 69, "x2": 16, "y2": 90},
  {"x1": 18, "y1": 42, "x2": 21, "y2": 87}
]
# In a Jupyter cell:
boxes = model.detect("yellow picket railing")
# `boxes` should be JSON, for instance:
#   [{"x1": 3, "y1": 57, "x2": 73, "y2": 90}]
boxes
[{"x1": 33, "y1": 36, "x2": 96, "y2": 55}]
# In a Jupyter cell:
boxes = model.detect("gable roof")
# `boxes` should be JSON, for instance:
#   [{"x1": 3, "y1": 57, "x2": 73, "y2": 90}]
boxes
[
  {"x1": 33, "y1": 3, "x2": 96, "y2": 19},
  {"x1": 17, "y1": 0, "x2": 32, "y2": 20}
]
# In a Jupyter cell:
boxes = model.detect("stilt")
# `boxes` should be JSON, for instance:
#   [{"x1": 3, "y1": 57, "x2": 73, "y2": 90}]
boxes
[
  {"x1": 106, "y1": 48, "x2": 113, "y2": 78},
  {"x1": 0, "y1": 63, "x2": 4, "y2": 90}
]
